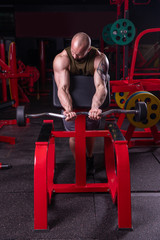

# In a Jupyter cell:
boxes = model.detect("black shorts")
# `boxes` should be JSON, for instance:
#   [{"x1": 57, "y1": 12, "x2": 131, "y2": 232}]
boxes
[{"x1": 62, "y1": 115, "x2": 100, "y2": 131}]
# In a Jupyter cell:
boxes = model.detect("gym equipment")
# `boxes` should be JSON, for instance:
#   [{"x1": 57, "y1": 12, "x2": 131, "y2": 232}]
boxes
[
  {"x1": 102, "y1": 19, "x2": 136, "y2": 46},
  {"x1": 16, "y1": 101, "x2": 147, "y2": 127},
  {"x1": 53, "y1": 75, "x2": 111, "y2": 109},
  {"x1": 0, "y1": 163, "x2": 12, "y2": 170},
  {"x1": 34, "y1": 116, "x2": 133, "y2": 230},
  {"x1": 33, "y1": 72, "x2": 134, "y2": 230},
  {"x1": 114, "y1": 92, "x2": 129, "y2": 108},
  {"x1": 0, "y1": 42, "x2": 40, "y2": 107},
  {"x1": 33, "y1": 73, "x2": 156, "y2": 230},
  {"x1": 0, "y1": 100, "x2": 16, "y2": 145},
  {"x1": 132, "y1": 0, "x2": 151, "y2": 5},
  {"x1": 129, "y1": 28, "x2": 160, "y2": 83},
  {"x1": 0, "y1": 100, "x2": 15, "y2": 110},
  {"x1": 0, "y1": 101, "x2": 14, "y2": 169},
  {"x1": 102, "y1": 24, "x2": 115, "y2": 45},
  {"x1": 17, "y1": 60, "x2": 40, "y2": 93},
  {"x1": 110, "y1": 19, "x2": 136, "y2": 46},
  {"x1": 125, "y1": 91, "x2": 160, "y2": 128}
]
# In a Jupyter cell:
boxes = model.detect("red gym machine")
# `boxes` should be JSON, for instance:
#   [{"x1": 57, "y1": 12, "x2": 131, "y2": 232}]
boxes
[{"x1": 14, "y1": 75, "x2": 146, "y2": 231}]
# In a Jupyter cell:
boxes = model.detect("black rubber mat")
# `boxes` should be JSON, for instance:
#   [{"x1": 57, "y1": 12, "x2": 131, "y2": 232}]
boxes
[
  {"x1": 94, "y1": 194, "x2": 160, "y2": 240},
  {"x1": 129, "y1": 151, "x2": 160, "y2": 191},
  {"x1": 152, "y1": 147, "x2": 160, "y2": 164}
]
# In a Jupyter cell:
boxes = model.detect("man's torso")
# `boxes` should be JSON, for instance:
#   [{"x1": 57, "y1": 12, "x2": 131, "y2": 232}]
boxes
[{"x1": 65, "y1": 46, "x2": 98, "y2": 76}]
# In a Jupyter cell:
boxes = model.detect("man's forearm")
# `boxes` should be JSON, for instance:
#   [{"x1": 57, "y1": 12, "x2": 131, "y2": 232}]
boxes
[
  {"x1": 91, "y1": 86, "x2": 107, "y2": 109},
  {"x1": 58, "y1": 88, "x2": 73, "y2": 112}
]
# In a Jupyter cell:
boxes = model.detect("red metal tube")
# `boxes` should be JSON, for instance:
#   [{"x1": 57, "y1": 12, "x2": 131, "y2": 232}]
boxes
[
  {"x1": 75, "y1": 115, "x2": 86, "y2": 186},
  {"x1": 115, "y1": 141, "x2": 132, "y2": 229},
  {"x1": 9, "y1": 42, "x2": 19, "y2": 107},
  {"x1": 0, "y1": 40, "x2": 8, "y2": 102},
  {"x1": 34, "y1": 143, "x2": 48, "y2": 230},
  {"x1": 129, "y1": 28, "x2": 160, "y2": 82},
  {"x1": 132, "y1": 0, "x2": 151, "y2": 5}
]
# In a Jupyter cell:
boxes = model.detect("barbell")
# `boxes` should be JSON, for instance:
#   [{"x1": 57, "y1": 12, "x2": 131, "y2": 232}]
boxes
[{"x1": 16, "y1": 101, "x2": 147, "y2": 127}]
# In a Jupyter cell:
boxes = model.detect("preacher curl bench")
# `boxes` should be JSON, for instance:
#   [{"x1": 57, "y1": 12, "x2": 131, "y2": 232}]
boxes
[{"x1": 29, "y1": 74, "x2": 139, "y2": 231}]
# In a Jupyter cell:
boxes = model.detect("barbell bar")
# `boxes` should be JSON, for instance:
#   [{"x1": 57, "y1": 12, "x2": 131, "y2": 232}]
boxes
[{"x1": 16, "y1": 101, "x2": 147, "y2": 127}]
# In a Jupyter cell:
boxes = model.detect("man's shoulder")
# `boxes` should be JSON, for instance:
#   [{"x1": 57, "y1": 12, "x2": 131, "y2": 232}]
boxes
[
  {"x1": 55, "y1": 49, "x2": 69, "y2": 59},
  {"x1": 94, "y1": 52, "x2": 109, "y2": 69},
  {"x1": 53, "y1": 49, "x2": 70, "y2": 70}
]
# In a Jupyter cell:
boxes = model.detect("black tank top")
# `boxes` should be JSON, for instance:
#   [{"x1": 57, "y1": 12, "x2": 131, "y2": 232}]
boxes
[{"x1": 65, "y1": 46, "x2": 98, "y2": 76}]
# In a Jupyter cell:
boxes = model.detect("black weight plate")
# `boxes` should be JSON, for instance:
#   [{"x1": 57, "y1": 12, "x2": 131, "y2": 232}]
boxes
[
  {"x1": 135, "y1": 101, "x2": 147, "y2": 122},
  {"x1": 16, "y1": 106, "x2": 26, "y2": 126}
]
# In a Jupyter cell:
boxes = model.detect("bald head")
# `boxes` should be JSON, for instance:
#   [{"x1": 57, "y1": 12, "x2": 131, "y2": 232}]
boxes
[{"x1": 71, "y1": 32, "x2": 91, "y2": 60}]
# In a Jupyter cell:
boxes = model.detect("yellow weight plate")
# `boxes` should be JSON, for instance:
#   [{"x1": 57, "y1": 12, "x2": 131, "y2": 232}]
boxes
[
  {"x1": 114, "y1": 92, "x2": 129, "y2": 109},
  {"x1": 124, "y1": 91, "x2": 160, "y2": 128}
]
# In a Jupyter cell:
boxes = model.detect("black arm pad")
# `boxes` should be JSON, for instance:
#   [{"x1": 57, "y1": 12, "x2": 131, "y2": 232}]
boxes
[{"x1": 53, "y1": 75, "x2": 110, "y2": 109}]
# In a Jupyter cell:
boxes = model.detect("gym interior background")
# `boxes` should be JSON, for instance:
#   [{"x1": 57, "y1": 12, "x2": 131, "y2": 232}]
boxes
[{"x1": 0, "y1": 1, "x2": 160, "y2": 240}]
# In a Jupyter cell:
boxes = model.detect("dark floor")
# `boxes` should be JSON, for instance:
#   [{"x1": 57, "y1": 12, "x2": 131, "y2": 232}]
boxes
[{"x1": 0, "y1": 93, "x2": 160, "y2": 240}]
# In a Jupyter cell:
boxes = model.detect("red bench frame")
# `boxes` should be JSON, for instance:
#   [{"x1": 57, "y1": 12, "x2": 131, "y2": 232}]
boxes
[{"x1": 34, "y1": 115, "x2": 132, "y2": 230}]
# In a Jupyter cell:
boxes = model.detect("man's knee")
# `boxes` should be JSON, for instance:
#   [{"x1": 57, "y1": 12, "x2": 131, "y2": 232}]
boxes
[{"x1": 69, "y1": 137, "x2": 75, "y2": 144}]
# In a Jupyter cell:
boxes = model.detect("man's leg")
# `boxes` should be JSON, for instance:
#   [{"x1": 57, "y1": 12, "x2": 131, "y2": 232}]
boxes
[
  {"x1": 69, "y1": 137, "x2": 95, "y2": 158},
  {"x1": 64, "y1": 117, "x2": 100, "y2": 175},
  {"x1": 69, "y1": 137, "x2": 75, "y2": 159},
  {"x1": 69, "y1": 136, "x2": 95, "y2": 175},
  {"x1": 86, "y1": 137, "x2": 95, "y2": 157},
  {"x1": 86, "y1": 137, "x2": 95, "y2": 175}
]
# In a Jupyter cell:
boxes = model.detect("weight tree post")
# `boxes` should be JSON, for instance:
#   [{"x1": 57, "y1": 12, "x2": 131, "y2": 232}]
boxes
[
  {"x1": 0, "y1": 39, "x2": 8, "y2": 102},
  {"x1": 9, "y1": 42, "x2": 19, "y2": 107}
]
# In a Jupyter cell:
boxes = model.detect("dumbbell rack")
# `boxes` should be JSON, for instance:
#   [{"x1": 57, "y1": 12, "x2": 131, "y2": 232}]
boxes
[{"x1": 34, "y1": 115, "x2": 132, "y2": 230}]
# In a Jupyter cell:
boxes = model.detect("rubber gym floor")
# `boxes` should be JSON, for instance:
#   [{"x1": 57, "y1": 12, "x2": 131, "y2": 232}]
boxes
[{"x1": 1, "y1": 92, "x2": 160, "y2": 240}]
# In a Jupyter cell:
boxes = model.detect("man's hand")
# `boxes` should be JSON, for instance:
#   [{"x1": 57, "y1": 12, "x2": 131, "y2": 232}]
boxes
[
  {"x1": 63, "y1": 111, "x2": 77, "y2": 121},
  {"x1": 88, "y1": 109, "x2": 102, "y2": 120}
]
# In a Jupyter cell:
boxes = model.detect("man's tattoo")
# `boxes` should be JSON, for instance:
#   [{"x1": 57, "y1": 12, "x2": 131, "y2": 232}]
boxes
[{"x1": 97, "y1": 58, "x2": 107, "y2": 81}]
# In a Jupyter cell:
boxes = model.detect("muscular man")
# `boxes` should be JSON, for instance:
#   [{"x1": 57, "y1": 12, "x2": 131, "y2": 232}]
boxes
[{"x1": 53, "y1": 32, "x2": 109, "y2": 174}]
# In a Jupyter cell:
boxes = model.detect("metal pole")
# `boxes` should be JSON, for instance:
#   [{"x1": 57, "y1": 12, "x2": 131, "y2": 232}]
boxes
[
  {"x1": 123, "y1": 0, "x2": 129, "y2": 79},
  {"x1": 0, "y1": 39, "x2": 8, "y2": 102}
]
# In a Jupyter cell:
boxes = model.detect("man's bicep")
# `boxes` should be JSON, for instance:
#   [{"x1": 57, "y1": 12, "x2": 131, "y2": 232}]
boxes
[
  {"x1": 94, "y1": 68, "x2": 107, "y2": 89},
  {"x1": 97, "y1": 57, "x2": 109, "y2": 79}
]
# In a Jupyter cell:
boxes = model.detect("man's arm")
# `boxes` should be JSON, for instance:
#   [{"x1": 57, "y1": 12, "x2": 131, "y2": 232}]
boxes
[
  {"x1": 89, "y1": 54, "x2": 109, "y2": 120},
  {"x1": 53, "y1": 53, "x2": 76, "y2": 121}
]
